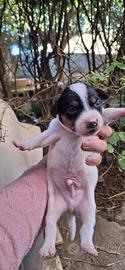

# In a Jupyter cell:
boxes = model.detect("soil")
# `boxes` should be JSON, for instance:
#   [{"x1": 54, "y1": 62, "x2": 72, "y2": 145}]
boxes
[{"x1": 96, "y1": 160, "x2": 125, "y2": 223}]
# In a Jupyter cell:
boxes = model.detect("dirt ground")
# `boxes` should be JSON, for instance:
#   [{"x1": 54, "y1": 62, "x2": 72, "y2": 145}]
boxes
[
  {"x1": 57, "y1": 159, "x2": 125, "y2": 270},
  {"x1": 96, "y1": 160, "x2": 125, "y2": 223}
]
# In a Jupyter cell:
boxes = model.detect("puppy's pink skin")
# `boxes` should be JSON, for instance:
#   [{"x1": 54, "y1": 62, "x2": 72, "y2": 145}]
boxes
[{"x1": 13, "y1": 107, "x2": 125, "y2": 257}]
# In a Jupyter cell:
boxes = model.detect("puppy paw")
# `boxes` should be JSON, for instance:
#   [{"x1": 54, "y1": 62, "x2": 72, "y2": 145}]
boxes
[
  {"x1": 81, "y1": 242, "x2": 98, "y2": 256},
  {"x1": 39, "y1": 243, "x2": 56, "y2": 257},
  {"x1": 12, "y1": 140, "x2": 31, "y2": 151}
]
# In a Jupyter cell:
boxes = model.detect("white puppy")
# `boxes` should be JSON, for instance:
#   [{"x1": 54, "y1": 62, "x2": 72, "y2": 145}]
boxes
[{"x1": 13, "y1": 83, "x2": 125, "y2": 257}]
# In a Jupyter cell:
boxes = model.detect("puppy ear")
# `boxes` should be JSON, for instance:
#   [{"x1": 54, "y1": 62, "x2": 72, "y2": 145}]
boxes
[
  {"x1": 96, "y1": 88, "x2": 108, "y2": 100},
  {"x1": 51, "y1": 101, "x2": 59, "y2": 117}
]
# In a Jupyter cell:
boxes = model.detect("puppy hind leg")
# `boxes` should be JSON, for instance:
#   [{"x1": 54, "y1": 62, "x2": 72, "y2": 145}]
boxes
[
  {"x1": 79, "y1": 186, "x2": 98, "y2": 256},
  {"x1": 39, "y1": 191, "x2": 67, "y2": 257}
]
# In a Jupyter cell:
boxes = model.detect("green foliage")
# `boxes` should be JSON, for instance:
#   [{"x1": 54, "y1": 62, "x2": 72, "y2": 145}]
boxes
[
  {"x1": 118, "y1": 151, "x2": 125, "y2": 171},
  {"x1": 108, "y1": 131, "x2": 119, "y2": 146},
  {"x1": 107, "y1": 130, "x2": 125, "y2": 171},
  {"x1": 31, "y1": 100, "x2": 42, "y2": 118},
  {"x1": 71, "y1": 0, "x2": 79, "y2": 8},
  {"x1": 85, "y1": 62, "x2": 125, "y2": 172},
  {"x1": 107, "y1": 143, "x2": 115, "y2": 154},
  {"x1": 104, "y1": 59, "x2": 125, "y2": 90},
  {"x1": 85, "y1": 72, "x2": 109, "y2": 91},
  {"x1": 105, "y1": 61, "x2": 125, "y2": 74},
  {"x1": 85, "y1": 59, "x2": 125, "y2": 92},
  {"x1": 119, "y1": 119, "x2": 125, "y2": 130}
]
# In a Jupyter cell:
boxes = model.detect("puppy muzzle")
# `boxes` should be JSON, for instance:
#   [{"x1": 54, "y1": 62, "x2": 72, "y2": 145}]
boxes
[{"x1": 75, "y1": 110, "x2": 103, "y2": 136}]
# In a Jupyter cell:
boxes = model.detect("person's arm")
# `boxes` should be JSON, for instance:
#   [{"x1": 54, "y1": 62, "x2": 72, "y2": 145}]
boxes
[{"x1": 0, "y1": 162, "x2": 47, "y2": 270}]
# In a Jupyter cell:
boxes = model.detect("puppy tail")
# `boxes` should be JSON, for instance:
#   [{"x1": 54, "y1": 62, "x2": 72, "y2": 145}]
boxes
[{"x1": 67, "y1": 213, "x2": 76, "y2": 241}]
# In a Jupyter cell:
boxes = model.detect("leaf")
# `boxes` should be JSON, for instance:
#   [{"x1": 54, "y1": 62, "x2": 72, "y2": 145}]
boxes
[
  {"x1": 122, "y1": 150, "x2": 125, "y2": 155},
  {"x1": 72, "y1": 0, "x2": 79, "y2": 8},
  {"x1": 119, "y1": 77, "x2": 125, "y2": 82},
  {"x1": 116, "y1": 62, "x2": 125, "y2": 70},
  {"x1": 108, "y1": 131, "x2": 119, "y2": 146},
  {"x1": 119, "y1": 119, "x2": 125, "y2": 128},
  {"x1": 118, "y1": 158, "x2": 125, "y2": 170},
  {"x1": 104, "y1": 65, "x2": 115, "y2": 74},
  {"x1": 119, "y1": 132, "x2": 125, "y2": 142},
  {"x1": 107, "y1": 144, "x2": 115, "y2": 153},
  {"x1": 104, "y1": 61, "x2": 125, "y2": 74}
]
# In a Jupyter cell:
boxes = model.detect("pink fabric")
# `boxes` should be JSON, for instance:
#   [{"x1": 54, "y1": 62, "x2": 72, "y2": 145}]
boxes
[{"x1": 0, "y1": 163, "x2": 47, "y2": 270}]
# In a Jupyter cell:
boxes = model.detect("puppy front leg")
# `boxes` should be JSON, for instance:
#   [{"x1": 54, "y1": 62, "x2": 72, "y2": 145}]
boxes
[
  {"x1": 39, "y1": 178, "x2": 67, "y2": 257},
  {"x1": 79, "y1": 184, "x2": 97, "y2": 256},
  {"x1": 103, "y1": 107, "x2": 125, "y2": 124},
  {"x1": 13, "y1": 124, "x2": 60, "y2": 151}
]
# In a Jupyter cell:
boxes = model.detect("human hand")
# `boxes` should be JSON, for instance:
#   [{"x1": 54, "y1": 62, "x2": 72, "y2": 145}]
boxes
[{"x1": 81, "y1": 125, "x2": 112, "y2": 166}]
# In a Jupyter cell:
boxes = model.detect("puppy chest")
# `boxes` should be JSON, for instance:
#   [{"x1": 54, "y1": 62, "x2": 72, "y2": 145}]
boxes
[
  {"x1": 47, "y1": 136, "x2": 86, "y2": 189},
  {"x1": 48, "y1": 136, "x2": 83, "y2": 166},
  {"x1": 48, "y1": 153, "x2": 85, "y2": 190},
  {"x1": 48, "y1": 146, "x2": 84, "y2": 175}
]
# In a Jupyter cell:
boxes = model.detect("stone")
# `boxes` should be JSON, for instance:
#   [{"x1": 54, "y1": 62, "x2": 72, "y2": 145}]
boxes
[
  {"x1": 42, "y1": 256, "x2": 63, "y2": 270},
  {"x1": 56, "y1": 227, "x2": 64, "y2": 245},
  {"x1": 22, "y1": 227, "x2": 64, "y2": 270},
  {"x1": 22, "y1": 231, "x2": 44, "y2": 270},
  {"x1": 63, "y1": 215, "x2": 125, "y2": 270},
  {"x1": 0, "y1": 99, "x2": 42, "y2": 187},
  {"x1": 115, "y1": 202, "x2": 125, "y2": 223}
]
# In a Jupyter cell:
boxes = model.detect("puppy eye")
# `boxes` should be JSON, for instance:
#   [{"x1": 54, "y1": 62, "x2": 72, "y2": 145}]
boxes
[
  {"x1": 66, "y1": 106, "x2": 78, "y2": 114},
  {"x1": 95, "y1": 99, "x2": 102, "y2": 107},
  {"x1": 89, "y1": 96, "x2": 97, "y2": 105},
  {"x1": 89, "y1": 96, "x2": 102, "y2": 107}
]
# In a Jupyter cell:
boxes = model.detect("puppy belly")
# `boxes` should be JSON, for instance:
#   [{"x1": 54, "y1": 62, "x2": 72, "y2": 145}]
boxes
[
  {"x1": 49, "y1": 165, "x2": 97, "y2": 213},
  {"x1": 54, "y1": 179, "x2": 84, "y2": 213},
  {"x1": 68, "y1": 194, "x2": 83, "y2": 213}
]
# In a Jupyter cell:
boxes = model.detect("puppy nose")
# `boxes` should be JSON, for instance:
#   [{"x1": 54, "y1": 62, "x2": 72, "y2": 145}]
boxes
[{"x1": 86, "y1": 120, "x2": 98, "y2": 129}]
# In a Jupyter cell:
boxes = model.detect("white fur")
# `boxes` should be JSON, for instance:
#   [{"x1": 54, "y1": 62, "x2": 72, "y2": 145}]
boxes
[
  {"x1": 13, "y1": 83, "x2": 125, "y2": 257},
  {"x1": 70, "y1": 82, "x2": 89, "y2": 110}
]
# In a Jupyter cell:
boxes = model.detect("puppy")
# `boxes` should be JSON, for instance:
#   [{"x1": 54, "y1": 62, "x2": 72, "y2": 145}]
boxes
[{"x1": 13, "y1": 82, "x2": 125, "y2": 257}]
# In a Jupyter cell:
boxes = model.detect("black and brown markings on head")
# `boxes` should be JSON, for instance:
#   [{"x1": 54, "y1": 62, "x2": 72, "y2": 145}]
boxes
[{"x1": 51, "y1": 83, "x2": 104, "y2": 123}]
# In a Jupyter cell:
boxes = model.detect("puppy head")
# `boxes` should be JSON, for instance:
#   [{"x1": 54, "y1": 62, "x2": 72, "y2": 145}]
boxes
[{"x1": 52, "y1": 82, "x2": 104, "y2": 136}]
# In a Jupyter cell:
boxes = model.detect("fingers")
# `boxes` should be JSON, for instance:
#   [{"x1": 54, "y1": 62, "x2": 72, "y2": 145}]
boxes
[
  {"x1": 82, "y1": 125, "x2": 112, "y2": 153},
  {"x1": 85, "y1": 154, "x2": 102, "y2": 166},
  {"x1": 98, "y1": 125, "x2": 112, "y2": 140},
  {"x1": 81, "y1": 137, "x2": 107, "y2": 153},
  {"x1": 82, "y1": 125, "x2": 112, "y2": 166}
]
